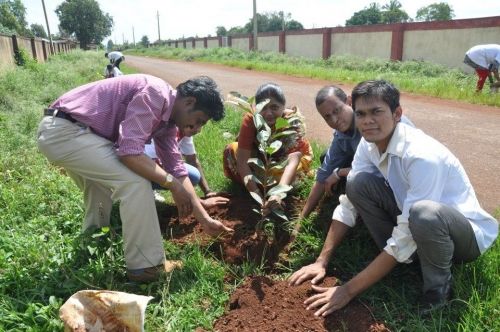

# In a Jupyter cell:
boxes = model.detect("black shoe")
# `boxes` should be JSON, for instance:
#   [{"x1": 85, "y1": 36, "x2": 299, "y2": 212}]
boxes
[{"x1": 418, "y1": 277, "x2": 453, "y2": 315}]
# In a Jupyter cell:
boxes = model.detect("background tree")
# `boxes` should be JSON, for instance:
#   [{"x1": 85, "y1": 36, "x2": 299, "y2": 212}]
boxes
[
  {"x1": 381, "y1": 0, "x2": 410, "y2": 23},
  {"x1": 56, "y1": 0, "x2": 113, "y2": 49},
  {"x1": 0, "y1": 0, "x2": 29, "y2": 35},
  {"x1": 216, "y1": 26, "x2": 227, "y2": 36},
  {"x1": 30, "y1": 23, "x2": 47, "y2": 38},
  {"x1": 106, "y1": 39, "x2": 114, "y2": 51},
  {"x1": 345, "y1": 2, "x2": 383, "y2": 26},
  {"x1": 140, "y1": 35, "x2": 149, "y2": 48},
  {"x1": 416, "y1": 2, "x2": 454, "y2": 22},
  {"x1": 225, "y1": 11, "x2": 303, "y2": 35}
]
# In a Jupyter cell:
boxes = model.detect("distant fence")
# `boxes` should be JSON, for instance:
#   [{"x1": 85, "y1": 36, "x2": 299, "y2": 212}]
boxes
[
  {"x1": 166, "y1": 16, "x2": 500, "y2": 72},
  {"x1": 0, "y1": 33, "x2": 78, "y2": 70}
]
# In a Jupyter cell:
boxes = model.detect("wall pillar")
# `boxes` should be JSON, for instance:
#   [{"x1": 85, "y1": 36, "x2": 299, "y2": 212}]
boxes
[
  {"x1": 218, "y1": 36, "x2": 223, "y2": 47},
  {"x1": 228, "y1": 36, "x2": 232, "y2": 47},
  {"x1": 278, "y1": 31, "x2": 286, "y2": 53},
  {"x1": 11, "y1": 35, "x2": 19, "y2": 62},
  {"x1": 203, "y1": 37, "x2": 208, "y2": 48},
  {"x1": 30, "y1": 37, "x2": 38, "y2": 61},
  {"x1": 192, "y1": 39, "x2": 196, "y2": 48},
  {"x1": 322, "y1": 28, "x2": 332, "y2": 60},
  {"x1": 249, "y1": 34, "x2": 254, "y2": 51},
  {"x1": 41, "y1": 40, "x2": 48, "y2": 60},
  {"x1": 390, "y1": 23, "x2": 404, "y2": 61}
]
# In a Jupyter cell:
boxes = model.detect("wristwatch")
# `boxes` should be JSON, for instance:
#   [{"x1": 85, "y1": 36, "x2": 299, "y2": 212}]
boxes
[{"x1": 163, "y1": 173, "x2": 174, "y2": 189}]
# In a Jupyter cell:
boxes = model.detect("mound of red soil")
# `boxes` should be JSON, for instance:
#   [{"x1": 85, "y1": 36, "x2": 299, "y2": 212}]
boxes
[
  {"x1": 158, "y1": 196, "x2": 295, "y2": 266},
  {"x1": 204, "y1": 275, "x2": 388, "y2": 332}
]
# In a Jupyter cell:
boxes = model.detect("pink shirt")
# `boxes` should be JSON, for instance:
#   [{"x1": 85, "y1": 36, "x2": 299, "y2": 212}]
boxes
[{"x1": 51, "y1": 74, "x2": 187, "y2": 177}]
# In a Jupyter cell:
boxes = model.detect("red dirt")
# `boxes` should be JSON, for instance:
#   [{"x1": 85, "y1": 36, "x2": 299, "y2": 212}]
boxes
[
  {"x1": 158, "y1": 196, "x2": 296, "y2": 267},
  {"x1": 203, "y1": 275, "x2": 389, "y2": 332}
]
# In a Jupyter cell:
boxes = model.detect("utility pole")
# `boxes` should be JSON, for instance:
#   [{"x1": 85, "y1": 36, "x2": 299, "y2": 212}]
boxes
[
  {"x1": 132, "y1": 26, "x2": 135, "y2": 46},
  {"x1": 122, "y1": 33, "x2": 125, "y2": 45},
  {"x1": 41, "y1": 0, "x2": 54, "y2": 54},
  {"x1": 252, "y1": 0, "x2": 258, "y2": 51},
  {"x1": 157, "y1": 10, "x2": 161, "y2": 43}
]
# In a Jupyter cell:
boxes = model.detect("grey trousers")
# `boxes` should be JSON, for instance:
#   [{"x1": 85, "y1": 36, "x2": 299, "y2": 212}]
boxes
[
  {"x1": 346, "y1": 172, "x2": 480, "y2": 292},
  {"x1": 37, "y1": 116, "x2": 166, "y2": 269}
]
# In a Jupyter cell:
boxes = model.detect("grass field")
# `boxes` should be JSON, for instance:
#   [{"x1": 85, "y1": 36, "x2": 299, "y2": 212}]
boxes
[
  {"x1": 125, "y1": 46, "x2": 500, "y2": 108},
  {"x1": 0, "y1": 50, "x2": 498, "y2": 331}
]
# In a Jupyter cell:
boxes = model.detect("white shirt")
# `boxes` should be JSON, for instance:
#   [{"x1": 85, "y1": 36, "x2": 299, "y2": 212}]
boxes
[
  {"x1": 333, "y1": 123, "x2": 498, "y2": 263},
  {"x1": 104, "y1": 66, "x2": 123, "y2": 78},
  {"x1": 108, "y1": 51, "x2": 124, "y2": 63},
  {"x1": 144, "y1": 136, "x2": 195, "y2": 159},
  {"x1": 466, "y1": 44, "x2": 500, "y2": 69}
]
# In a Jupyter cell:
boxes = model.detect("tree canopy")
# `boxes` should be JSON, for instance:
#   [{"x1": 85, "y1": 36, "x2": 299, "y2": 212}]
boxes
[
  {"x1": 416, "y1": 2, "x2": 454, "y2": 22},
  {"x1": 345, "y1": 3, "x2": 383, "y2": 26},
  {"x1": 220, "y1": 11, "x2": 303, "y2": 36},
  {"x1": 140, "y1": 35, "x2": 149, "y2": 47},
  {"x1": 30, "y1": 23, "x2": 47, "y2": 38},
  {"x1": 381, "y1": 0, "x2": 410, "y2": 24},
  {"x1": 0, "y1": 0, "x2": 29, "y2": 35},
  {"x1": 56, "y1": 0, "x2": 113, "y2": 49}
]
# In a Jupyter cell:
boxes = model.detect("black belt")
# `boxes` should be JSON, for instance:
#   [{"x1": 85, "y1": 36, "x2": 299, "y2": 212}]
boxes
[{"x1": 44, "y1": 108, "x2": 77, "y2": 123}]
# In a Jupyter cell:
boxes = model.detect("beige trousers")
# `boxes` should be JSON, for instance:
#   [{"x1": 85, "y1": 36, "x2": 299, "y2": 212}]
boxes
[{"x1": 37, "y1": 116, "x2": 165, "y2": 269}]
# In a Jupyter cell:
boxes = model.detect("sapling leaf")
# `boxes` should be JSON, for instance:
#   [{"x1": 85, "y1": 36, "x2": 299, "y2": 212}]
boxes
[
  {"x1": 286, "y1": 116, "x2": 300, "y2": 124},
  {"x1": 257, "y1": 130, "x2": 270, "y2": 144},
  {"x1": 254, "y1": 113, "x2": 265, "y2": 130},
  {"x1": 267, "y1": 184, "x2": 292, "y2": 196},
  {"x1": 266, "y1": 140, "x2": 282, "y2": 155},
  {"x1": 266, "y1": 178, "x2": 277, "y2": 186},
  {"x1": 244, "y1": 174, "x2": 262, "y2": 186},
  {"x1": 274, "y1": 117, "x2": 289, "y2": 130},
  {"x1": 252, "y1": 208, "x2": 261, "y2": 215},
  {"x1": 271, "y1": 130, "x2": 296, "y2": 140},
  {"x1": 255, "y1": 98, "x2": 270, "y2": 113},
  {"x1": 271, "y1": 208, "x2": 289, "y2": 222},
  {"x1": 249, "y1": 191, "x2": 263, "y2": 206},
  {"x1": 248, "y1": 158, "x2": 265, "y2": 171}
]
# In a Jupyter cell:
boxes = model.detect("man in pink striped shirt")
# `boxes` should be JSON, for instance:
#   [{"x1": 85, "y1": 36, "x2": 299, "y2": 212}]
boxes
[{"x1": 37, "y1": 74, "x2": 232, "y2": 282}]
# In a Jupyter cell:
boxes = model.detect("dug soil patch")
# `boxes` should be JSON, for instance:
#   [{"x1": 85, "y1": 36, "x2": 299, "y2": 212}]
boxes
[
  {"x1": 158, "y1": 196, "x2": 297, "y2": 267},
  {"x1": 202, "y1": 275, "x2": 388, "y2": 332}
]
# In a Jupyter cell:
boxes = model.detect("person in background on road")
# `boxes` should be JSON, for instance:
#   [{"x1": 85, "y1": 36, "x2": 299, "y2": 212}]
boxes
[
  {"x1": 145, "y1": 134, "x2": 229, "y2": 208},
  {"x1": 105, "y1": 50, "x2": 125, "y2": 69},
  {"x1": 300, "y1": 86, "x2": 413, "y2": 219},
  {"x1": 223, "y1": 82, "x2": 313, "y2": 215},
  {"x1": 104, "y1": 63, "x2": 123, "y2": 78},
  {"x1": 289, "y1": 80, "x2": 498, "y2": 316},
  {"x1": 37, "y1": 74, "x2": 232, "y2": 283},
  {"x1": 463, "y1": 44, "x2": 500, "y2": 92}
]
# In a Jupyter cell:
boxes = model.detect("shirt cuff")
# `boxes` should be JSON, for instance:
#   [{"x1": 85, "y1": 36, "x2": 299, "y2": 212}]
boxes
[
  {"x1": 332, "y1": 194, "x2": 357, "y2": 227},
  {"x1": 383, "y1": 215, "x2": 417, "y2": 263}
]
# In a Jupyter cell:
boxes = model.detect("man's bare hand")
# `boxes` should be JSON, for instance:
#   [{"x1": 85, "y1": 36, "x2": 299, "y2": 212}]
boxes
[
  {"x1": 305, "y1": 285, "x2": 353, "y2": 317},
  {"x1": 200, "y1": 196, "x2": 230, "y2": 209},
  {"x1": 288, "y1": 261, "x2": 326, "y2": 286},
  {"x1": 200, "y1": 217, "x2": 233, "y2": 237},
  {"x1": 170, "y1": 180, "x2": 192, "y2": 217}
]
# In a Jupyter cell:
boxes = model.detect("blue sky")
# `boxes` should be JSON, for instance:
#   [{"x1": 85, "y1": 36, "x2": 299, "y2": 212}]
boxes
[{"x1": 24, "y1": 0, "x2": 500, "y2": 44}]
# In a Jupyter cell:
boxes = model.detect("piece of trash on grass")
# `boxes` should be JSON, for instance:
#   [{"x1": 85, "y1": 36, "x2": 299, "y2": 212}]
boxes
[{"x1": 60, "y1": 290, "x2": 153, "y2": 332}]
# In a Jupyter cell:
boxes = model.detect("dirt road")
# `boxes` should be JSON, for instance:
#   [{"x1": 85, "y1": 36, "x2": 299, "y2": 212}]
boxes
[{"x1": 126, "y1": 55, "x2": 499, "y2": 213}]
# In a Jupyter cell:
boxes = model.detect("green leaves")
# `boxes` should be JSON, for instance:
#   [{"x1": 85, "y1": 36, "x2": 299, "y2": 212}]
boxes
[{"x1": 267, "y1": 184, "x2": 292, "y2": 197}]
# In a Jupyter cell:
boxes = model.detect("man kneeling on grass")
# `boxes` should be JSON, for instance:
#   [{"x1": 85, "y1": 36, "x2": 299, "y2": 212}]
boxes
[
  {"x1": 37, "y1": 74, "x2": 232, "y2": 282},
  {"x1": 289, "y1": 80, "x2": 498, "y2": 315}
]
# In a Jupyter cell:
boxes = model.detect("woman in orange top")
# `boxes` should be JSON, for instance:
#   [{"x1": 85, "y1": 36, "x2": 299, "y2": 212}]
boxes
[{"x1": 223, "y1": 83, "x2": 313, "y2": 213}]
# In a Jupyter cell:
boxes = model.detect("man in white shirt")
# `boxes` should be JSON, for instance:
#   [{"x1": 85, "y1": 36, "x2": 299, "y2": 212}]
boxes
[
  {"x1": 289, "y1": 80, "x2": 498, "y2": 315},
  {"x1": 464, "y1": 44, "x2": 500, "y2": 92},
  {"x1": 105, "y1": 51, "x2": 125, "y2": 69}
]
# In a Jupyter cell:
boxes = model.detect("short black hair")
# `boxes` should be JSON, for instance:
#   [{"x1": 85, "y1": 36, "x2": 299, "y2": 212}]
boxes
[
  {"x1": 104, "y1": 53, "x2": 108, "y2": 57},
  {"x1": 351, "y1": 80, "x2": 400, "y2": 113},
  {"x1": 315, "y1": 85, "x2": 347, "y2": 108},
  {"x1": 255, "y1": 83, "x2": 286, "y2": 105},
  {"x1": 176, "y1": 76, "x2": 224, "y2": 121}
]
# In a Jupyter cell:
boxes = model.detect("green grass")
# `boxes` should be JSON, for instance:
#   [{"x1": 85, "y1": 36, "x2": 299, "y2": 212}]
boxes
[
  {"x1": 0, "y1": 50, "x2": 498, "y2": 331},
  {"x1": 126, "y1": 46, "x2": 500, "y2": 108}
]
